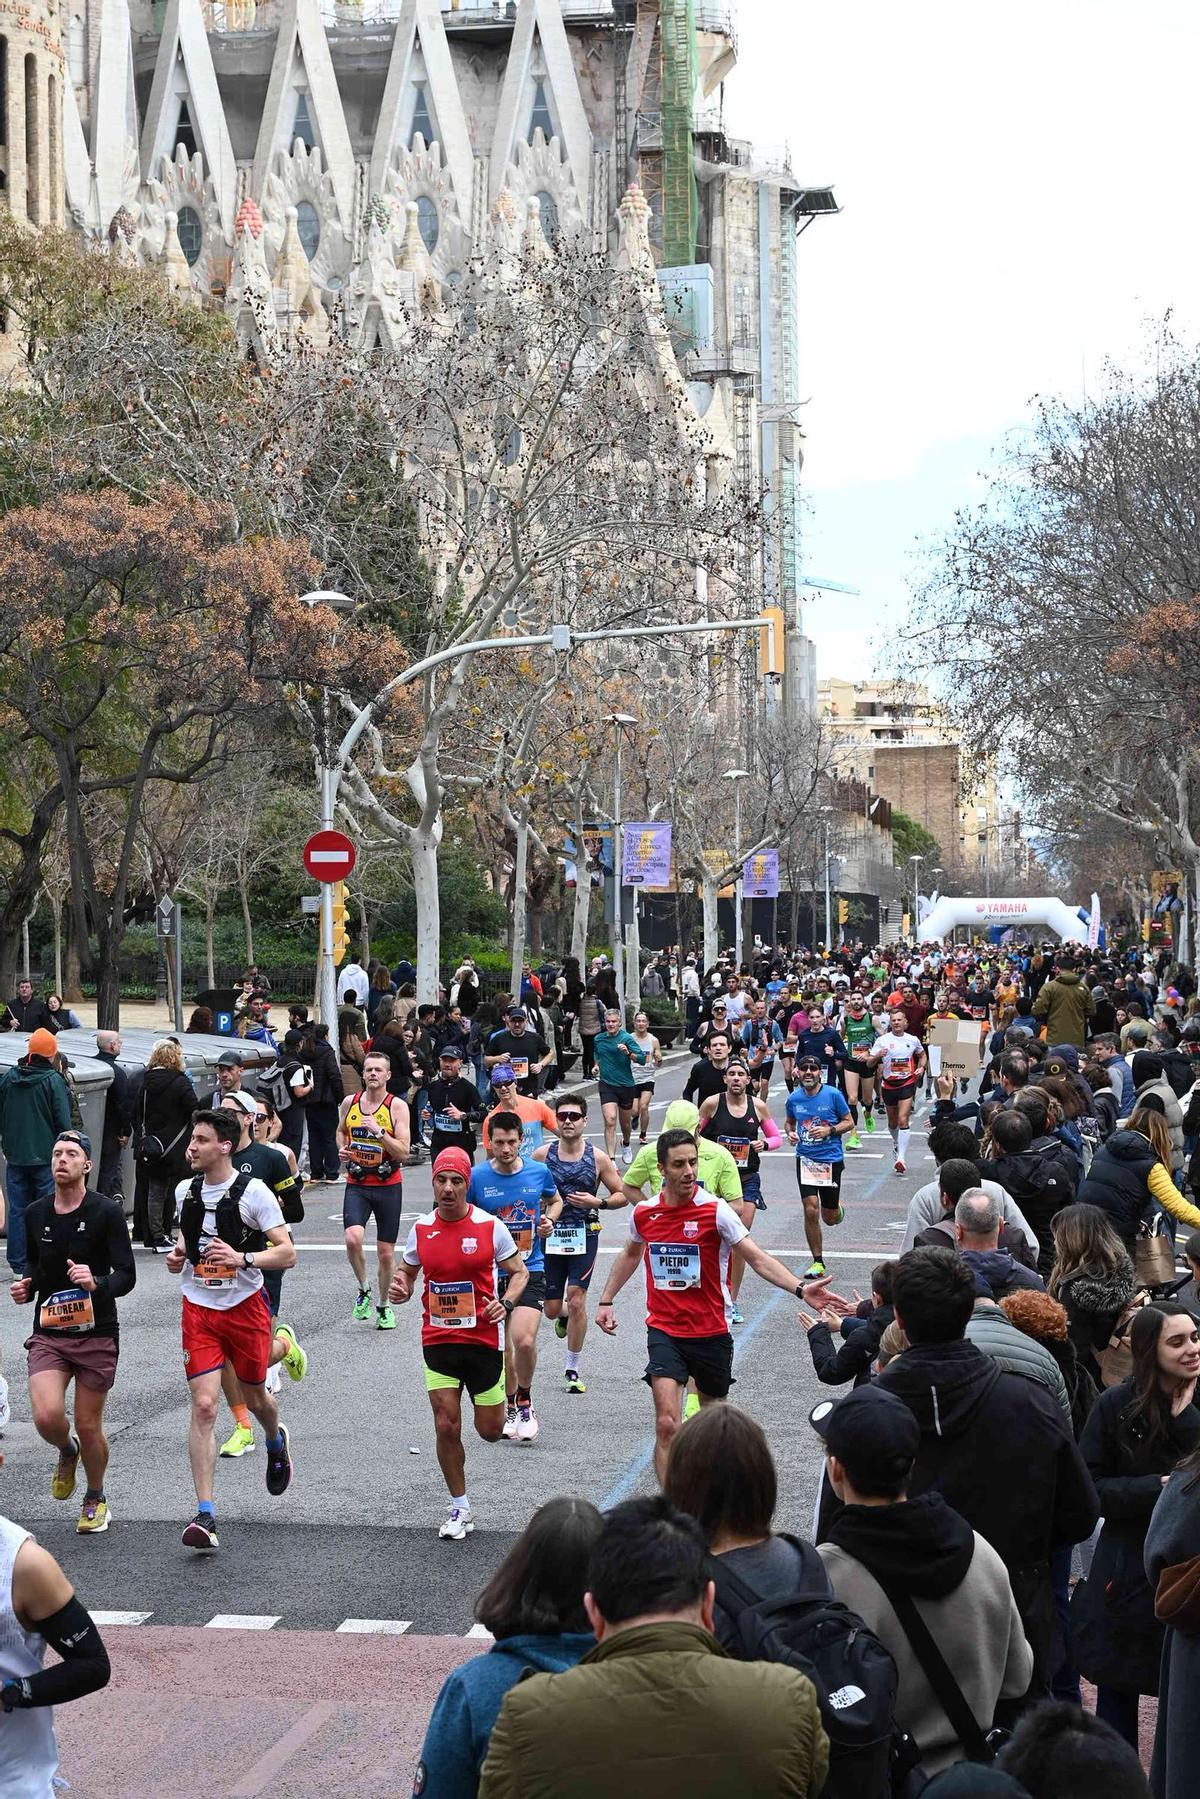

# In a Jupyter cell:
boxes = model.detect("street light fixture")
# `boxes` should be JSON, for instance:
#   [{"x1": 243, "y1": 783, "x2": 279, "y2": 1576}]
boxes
[
  {"x1": 605, "y1": 713, "x2": 638, "y2": 1005},
  {"x1": 819, "y1": 804, "x2": 835, "y2": 953},
  {"x1": 723, "y1": 769, "x2": 751, "y2": 968},
  {"x1": 909, "y1": 854, "x2": 925, "y2": 940}
]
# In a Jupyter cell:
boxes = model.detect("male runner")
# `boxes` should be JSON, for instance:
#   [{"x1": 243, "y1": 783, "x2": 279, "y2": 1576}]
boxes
[
  {"x1": 741, "y1": 998, "x2": 783, "y2": 1102},
  {"x1": 467, "y1": 1112, "x2": 560, "y2": 1443},
  {"x1": 682, "y1": 1032, "x2": 733, "y2": 1107},
  {"x1": 165, "y1": 1109, "x2": 296, "y2": 1549},
  {"x1": 698, "y1": 1056, "x2": 778, "y2": 1324},
  {"x1": 839, "y1": 988, "x2": 878, "y2": 1147},
  {"x1": 337, "y1": 1050, "x2": 410, "y2": 1327},
  {"x1": 422, "y1": 1043, "x2": 485, "y2": 1165},
  {"x1": 785, "y1": 1053, "x2": 854, "y2": 1280},
  {"x1": 483, "y1": 1005, "x2": 552, "y2": 1097},
  {"x1": 596, "y1": 1129, "x2": 811, "y2": 1481},
  {"x1": 868, "y1": 1006, "x2": 928, "y2": 1173},
  {"x1": 10, "y1": 1130, "x2": 135, "y2": 1534},
  {"x1": 481, "y1": 1066, "x2": 557, "y2": 1157},
  {"x1": 390, "y1": 1148, "x2": 528, "y2": 1539},
  {"x1": 533, "y1": 1093, "x2": 622, "y2": 1394},
  {"x1": 593, "y1": 1006, "x2": 649, "y2": 1165}
]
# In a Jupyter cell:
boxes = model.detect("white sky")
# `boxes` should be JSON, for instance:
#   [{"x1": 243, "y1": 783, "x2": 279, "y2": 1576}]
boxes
[{"x1": 722, "y1": 0, "x2": 1200, "y2": 682}]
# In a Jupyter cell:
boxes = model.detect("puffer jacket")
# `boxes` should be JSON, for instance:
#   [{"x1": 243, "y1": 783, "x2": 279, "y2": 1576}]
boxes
[
  {"x1": 1056, "y1": 1261, "x2": 1136, "y2": 1386},
  {"x1": 478, "y1": 1621, "x2": 829, "y2": 1799},
  {"x1": 965, "y1": 1301, "x2": 1071, "y2": 1421},
  {"x1": 1033, "y1": 971, "x2": 1095, "y2": 1049},
  {"x1": 1076, "y1": 1130, "x2": 1163, "y2": 1245},
  {"x1": 1122, "y1": 1076, "x2": 1184, "y2": 1174}
]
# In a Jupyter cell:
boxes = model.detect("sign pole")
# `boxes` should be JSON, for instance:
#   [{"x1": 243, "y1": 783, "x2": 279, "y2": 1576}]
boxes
[
  {"x1": 318, "y1": 768, "x2": 338, "y2": 1029},
  {"x1": 172, "y1": 903, "x2": 183, "y2": 1032}
]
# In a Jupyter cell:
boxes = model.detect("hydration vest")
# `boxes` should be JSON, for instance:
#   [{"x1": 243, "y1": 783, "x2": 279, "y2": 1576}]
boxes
[{"x1": 180, "y1": 1171, "x2": 267, "y2": 1268}]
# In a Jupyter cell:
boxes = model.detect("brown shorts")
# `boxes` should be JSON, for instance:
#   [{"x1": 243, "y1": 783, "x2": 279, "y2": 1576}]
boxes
[{"x1": 26, "y1": 1332, "x2": 119, "y2": 1392}]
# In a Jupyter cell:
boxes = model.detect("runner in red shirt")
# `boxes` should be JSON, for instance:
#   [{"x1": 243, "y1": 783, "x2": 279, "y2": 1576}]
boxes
[
  {"x1": 595, "y1": 1127, "x2": 812, "y2": 1481},
  {"x1": 390, "y1": 1148, "x2": 528, "y2": 1540}
]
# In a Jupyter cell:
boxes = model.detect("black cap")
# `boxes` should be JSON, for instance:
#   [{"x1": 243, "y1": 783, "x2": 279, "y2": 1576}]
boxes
[
  {"x1": 796, "y1": 1054, "x2": 822, "y2": 1070},
  {"x1": 1132, "y1": 1051, "x2": 1164, "y2": 1087},
  {"x1": 809, "y1": 1386, "x2": 919, "y2": 1482},
  {"x1": 505, "y1": 1005, "x2": 527, "y2": 1020},
  {"x1": 216, "y1": 1050, "x2": 243, "y2": 1068}
]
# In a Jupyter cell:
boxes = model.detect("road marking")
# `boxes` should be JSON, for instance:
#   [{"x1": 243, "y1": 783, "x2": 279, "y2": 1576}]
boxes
[
  {"x1": 205, "y1": 1614, "x2": 281, "y2": 1630},
  {"x1": 229, "y1": 1701, "x2": 341, "y2": 1797},
  {"x1": 336, "y1": 1618, "x2": 412, "y2": 1634},
  {"x1": 465, "y1": 1623, "x2": 494, "y2": 1639},
  {"x1": 92, "y1": 1610, "x2": 152, "y2": 1626}
]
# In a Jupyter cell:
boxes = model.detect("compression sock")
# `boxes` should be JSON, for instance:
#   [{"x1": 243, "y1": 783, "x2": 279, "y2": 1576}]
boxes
[
  {"x1": 265, "y1": 1432, "x2": 285, "y2": 1454},
  {"x1": 897, "y1": 1129, "x2": 911, "y2": 1161},
  {"x1": 848, "y1": 1103, "x2": 858, "y2": 1126},
  {"x1": 232, "y1": 1404, "x2": 252, "y2": 1432}
]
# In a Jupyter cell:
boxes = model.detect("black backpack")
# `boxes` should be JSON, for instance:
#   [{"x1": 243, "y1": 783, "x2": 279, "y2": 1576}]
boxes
[{"x1": 708, "y1": 1535, "x2": 908, "y2": 1799}]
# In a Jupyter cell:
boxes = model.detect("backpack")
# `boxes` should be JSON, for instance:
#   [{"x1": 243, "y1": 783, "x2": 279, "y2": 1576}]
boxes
[
  {"x1": 708, "y1": 1536, "x2": 906, "y2": 1799},
  {"x1": 258, "y1": 1064, "x2": 293, "y2": 1114}
]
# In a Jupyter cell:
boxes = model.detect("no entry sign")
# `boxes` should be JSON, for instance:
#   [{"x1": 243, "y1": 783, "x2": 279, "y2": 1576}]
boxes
[{"x1": 303, "y1": 829, "x2": 357, "y2": 883}]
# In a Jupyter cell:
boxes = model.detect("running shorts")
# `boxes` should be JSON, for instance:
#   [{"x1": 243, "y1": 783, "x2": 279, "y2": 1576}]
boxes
[
  {"x1": 740, "y1": 1171, "x2": 767, "y2": 1212},
  {"x1": 598, "y1": 1081, "x2": 638, "y2": 1109},
  {"x1": 423, "y1": 1343, "x2": 505, "y2": 1405},
  {"x1": 344, "y1": 1182, "x2": 403, "y2": 1243},
  {"x1": 499, "y1": 1270, "x2": 546, "y2": 1312},
  {"x1": 881, "y1": 1082, "x2": 918, "y2": 1107},
  {"x1": 182, "y1": 1290, "x2": 271, "y2": 1387},
  {"x1": 544, "y1": 1239, "x2": 599, "y2": 1302},
  {"x1": 795, "y1": 1160, "x2": 845, "y2": 1208},
  {"x1": 26, "y1": 1332, "x2": 118, "y2": 1393},
  {"x1": 644, "y1": 1326, "x2": 734, "y2": 1398}
]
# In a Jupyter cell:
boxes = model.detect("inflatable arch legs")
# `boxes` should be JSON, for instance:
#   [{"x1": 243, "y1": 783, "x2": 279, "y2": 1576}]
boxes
[{"x1": 917, "y1": 896, "x2": 1088, "y2": 943}]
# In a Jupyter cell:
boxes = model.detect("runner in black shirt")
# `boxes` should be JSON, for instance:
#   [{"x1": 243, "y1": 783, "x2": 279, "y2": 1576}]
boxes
[{"x1": 422, "y1": 1043, "x2": 485, "y2": 1164}]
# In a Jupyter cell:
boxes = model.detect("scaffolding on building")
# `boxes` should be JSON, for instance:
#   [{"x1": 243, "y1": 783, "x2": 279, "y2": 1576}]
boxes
[{"x1": 661, "y1": 0, "x2": 698, "y2": 267}]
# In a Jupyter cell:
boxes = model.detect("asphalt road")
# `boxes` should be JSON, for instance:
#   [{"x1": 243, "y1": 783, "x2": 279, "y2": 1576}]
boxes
[{"x1": 0, "y1": 1049, "x2": 939, "y2": 1792}]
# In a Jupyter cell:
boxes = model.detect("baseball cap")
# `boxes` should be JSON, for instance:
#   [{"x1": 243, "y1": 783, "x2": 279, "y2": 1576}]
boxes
[
  {"x1": 809, "y1": 1385, "x2": 920, "y2": 1480},
  {"x1": 505, "y1": 1004, "x2": 527, "y2": 1020},
  {"x1": 490, "y1": 1064, "x2": 517, "y2": 1086},
  {"x1": 438, "y1": 1041, "x2": 463, "y2": 1059},
  {"x1": 220, "y1": 1090, "x2": 258, "y2": 1120},
  {"x1": 216, "y1": 1050, "x2": 243, "y2": 1068},
  {"x1": 796, "y1": 1054, "x2": 822, "y2": 1070},
  {"x1": 27, "y1": 1028, "x2": 58, "y2": 1059},
  {"x1": 55, "y1": 1128, "x2": 92, "y2": 1157},
  {"x1": 432, "y1": 1146, "x2": 472, "y2": 1182}
]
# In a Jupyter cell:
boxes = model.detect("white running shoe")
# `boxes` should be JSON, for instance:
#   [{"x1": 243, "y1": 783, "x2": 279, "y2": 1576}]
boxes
[
  {"x1": 265, "y1": 1364, "x2": 282, "y2": 1395},
  {"x1": 620, "y1": 1144, "x2": 634, "y2": 1167},
  {"x1": 501, "y1": 1407, "x2": 519, "y2": 1441},
  {"x1": 515, "y1": 1406, "x2": 539, "y2": 1444},
  {"x1": 439, "y1": 1507, "x2": 474, "y2": 1540}
]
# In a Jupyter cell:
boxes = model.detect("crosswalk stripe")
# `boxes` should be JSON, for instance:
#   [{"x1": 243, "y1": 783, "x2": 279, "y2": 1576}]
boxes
[
  {"x1": 464, "y1": 1623, "x2": 494, "y2": 1639},
  {"x1": 92, "y1": 1610, "x2": 152, "y2": 1626},
  {"x1": 336, "y1": 1618, "x2": 413, "y2": 1634},
  {"x1": 205, "y1": 1614, "x2": 281, "y2": 1630}
]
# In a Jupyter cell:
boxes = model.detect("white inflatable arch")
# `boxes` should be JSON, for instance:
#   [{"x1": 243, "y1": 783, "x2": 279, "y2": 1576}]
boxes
[{"x1": 918, "y1": 896, "x2": 1088, "y2": 944}]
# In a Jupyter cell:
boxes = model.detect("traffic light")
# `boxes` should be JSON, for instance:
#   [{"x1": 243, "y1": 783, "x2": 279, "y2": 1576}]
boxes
[
  {"x1": 837, "y1": 898, "x2": 849, "y2": 926},
  {"x1": 330, "y1": 882, "x2": 349, "y2": 966}
]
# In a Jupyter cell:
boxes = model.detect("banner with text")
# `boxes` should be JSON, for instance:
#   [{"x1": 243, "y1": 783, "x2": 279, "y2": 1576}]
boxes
[
  {"x1": 743, "y1": 849, "x2": 780, "y2": 899},
  {"x1": 623, "y1": 822, "x2": 673, "y2": 886}
]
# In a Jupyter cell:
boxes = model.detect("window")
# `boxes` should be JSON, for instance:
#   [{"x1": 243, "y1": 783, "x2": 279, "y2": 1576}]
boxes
[
  {"x1": 528, "y1": 79, "x2": 553, "y2": 141},
  {"x1": 535, "y1": 190, "x2": 558, "y2": 244},
  {"x1": 296, "y1": 199, "x2": 320, "y2": 260},
  {"x1": 174, "y1": 96, "x2": 198, "y2": 159},
  {"x1": 292, "y1": 91, "x2": 315, "y2": 150},
  {"x1": 409, "y1": 82, "x2": 434, "y2": 147},
  {"x1": 176, "y1": 205, "x2": 203, "y2": 266},
  {"x1": 415, "y1": 194, "x2": 438, "y2": 252},
  {"x1": 24, "y1": 53, "x2": 38, "y2": 223}
]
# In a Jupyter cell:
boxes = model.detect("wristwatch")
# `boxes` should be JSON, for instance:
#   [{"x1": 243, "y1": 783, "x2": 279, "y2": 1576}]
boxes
[
  {"x1": 794, "y1": 1283, "x2": 807, "y2": 1298},
  {"x1": 243, "y1": 1252, "x2": 256, "y2": 1270},
  {"x1": 501, "y1": 1297, "x2": 515, "y2": 1315}
]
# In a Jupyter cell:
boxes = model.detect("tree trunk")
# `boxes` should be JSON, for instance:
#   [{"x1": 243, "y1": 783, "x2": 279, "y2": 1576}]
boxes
[
  {"x1": 239, "y1": 879, "x2": 254, "y2": 967},
  {"x1": 701, "y1": 874, "x2": 719, "y2": 970},
  {"x1": 410, "y1": 817, "x2": 442, "y2": 1004},
  {"x1": 528, "y1": 897, "x2": 544, "y2": 957},
  {"x1": 64, "y1": 914, "x2": 82, "y2": 1003},
  {"x1": 93, "y1": 924, "x2": 122, "y2": 1030},
  {"x1": 0, "y1": 782, "x2": 63, "y2": 997},
  {"x1": 49, "y1": 893, "x2": 63, "y2": 994},
  {"x1": 510, "y1": 810, "x2": 529, "y2": 998},
  {"x1": 790, "y1": 886, "x2": 800, "y2": 951},
  {"x1": 205, "y1": 894, "x2": 216, "y2": 989}
]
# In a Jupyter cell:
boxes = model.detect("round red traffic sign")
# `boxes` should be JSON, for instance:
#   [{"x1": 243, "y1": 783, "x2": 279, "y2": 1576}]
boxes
[{"x1": 303, "y1": 829, "x2": 357, "y2": 883}]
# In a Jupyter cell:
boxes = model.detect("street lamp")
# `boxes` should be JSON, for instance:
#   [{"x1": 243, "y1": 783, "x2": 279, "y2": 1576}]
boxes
[
  {"x1": 723, "y1": 769, "x2": 751, "y2": 968},
  {"x1": 820, "y1": 805, "x2": 834, "y2": 953},
  {"x1": 909, "y1": 854, "x2": 925, "y2": 940},
  {"x1": 604, "y1": 712, "x2": 637, "y2": 1009}
]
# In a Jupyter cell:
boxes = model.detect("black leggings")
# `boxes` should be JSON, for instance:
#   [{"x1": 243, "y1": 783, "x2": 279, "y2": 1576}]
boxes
[
  {"x1": 306, "y1": 1102, "x2": 341, "y2": 1180},
  {"x1": 581, "y1": 1033, "x2": 598, "y2": 1078}
]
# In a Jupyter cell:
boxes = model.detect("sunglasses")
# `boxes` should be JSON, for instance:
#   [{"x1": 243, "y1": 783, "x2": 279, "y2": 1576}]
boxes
[{"x1": 556, "y1": 1110, "x2": 584, "y2": 1123}]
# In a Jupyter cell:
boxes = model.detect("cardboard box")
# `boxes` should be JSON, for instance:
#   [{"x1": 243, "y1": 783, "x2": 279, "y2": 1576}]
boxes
[{"x1": 928, "y1": 1018, "x2": 984, "y2": 1079}]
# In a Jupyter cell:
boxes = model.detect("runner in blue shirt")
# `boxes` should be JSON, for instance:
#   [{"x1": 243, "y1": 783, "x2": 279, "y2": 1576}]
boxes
[
  {"x1": 467, "y1": 1110, "x2": 560, "y2": 1445},
  {"x1": 794, "y1": 1020, "x2": 848, "y2": 1088},
  {"x1": 785, "y1": 1053, "x2": 853, "y2": 1280},
  {"x1": 592, "y1": 1006, "x2": 649, "y2": 1166}
]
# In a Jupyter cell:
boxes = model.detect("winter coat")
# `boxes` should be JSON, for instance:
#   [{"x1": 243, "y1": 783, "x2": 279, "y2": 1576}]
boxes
[
  {"x1": 306, "y1": 1039, "x2": 343, "y2": 1108},
  {"x1": 964, "y1": 1302, "x2": 1071, "y2": 1422},
  {"x1": 1075, "y1": 1130, "x2": 1160, "y2": 1248},
  {"x1": 806, "y1": 1304, "x2": 894, "y2": 1387},
  {"x1": 912, "y1": 1216, "x2": 1039, "y2": 1273},
  {"x1": 478, "y1": 1621, "x2": 829, "y2": 1799},
  {"x1": 0, "y1": 1058, "x2": 71, "y2": 1166},
  {"x1": 1124, "y1": 1076, "x2": 1185, "y2": 1174},
  {"x1": 989, "y1": 1138, "x2": 1080, "y2": 1275},
  {"x1": 903, "y1": 1180, "x2": 1039, "y2": 1263},
  {"x1": 139, "y1": 1065, "x2": 198, "y2": 1178},
  {"x1": 872, "y1": 1337, "x2": 1100, "y2": 1684},
  {"x1": 416, "y1": 1633, "x2": 593, "y2": 1799},
  {"x1": 1158, "y1": 1048, "x2": 1195, "y2": 1103},
  {"x1": 818, "y1": 1493, "x2": 1032, "y2": 1777},
  {"x1": 1056, "y1": 1261, "x2": 1137, "y2": 1387},
  {"x1": 1032, "y1": 970, "x2": 1095, "y2": 1049},
  {"x1": 959, "y1": 1248, "x2": 1045, "y2": 1302},
  {"x1": 1145, "y1": 1468, "x2": 1200, "y2": 1799},
  {"x1": 1073, "y1": 1381, "x2": 1200, "y2": 1694}
]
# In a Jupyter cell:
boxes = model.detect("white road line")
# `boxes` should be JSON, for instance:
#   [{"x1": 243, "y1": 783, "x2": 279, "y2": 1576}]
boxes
[
  {"x1": 336, "y1": 1618, "x2": 413, "y2": 1635},
  {"x1": 465, "y1": 1623, "x2": 494, "y2": 1640},
  {"x1": 295, "y1": 1244, "x2": 903, "y2": 1258},
  {"x1": 92, "y1": 1610, "x2": 152, "y2": 1626},
  {"x1": 205, "y1": 1614, "x2": 281, "y2": 1630}
]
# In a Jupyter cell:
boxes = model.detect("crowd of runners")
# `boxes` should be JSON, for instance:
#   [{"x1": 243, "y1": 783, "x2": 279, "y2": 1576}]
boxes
[{"x1": 1, "y1": 935, "x2": 1199, "y2": 1794}]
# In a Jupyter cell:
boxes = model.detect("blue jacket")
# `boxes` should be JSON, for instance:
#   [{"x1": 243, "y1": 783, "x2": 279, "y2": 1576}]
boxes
[{"x1": 416, "y1": 1633, "x2": 593, "y2": 1798}]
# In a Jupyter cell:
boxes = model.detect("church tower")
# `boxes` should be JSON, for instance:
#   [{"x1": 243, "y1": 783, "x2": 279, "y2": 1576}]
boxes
[{"x1": 0, "y1": 0, "x2": 65, "y2": 228}]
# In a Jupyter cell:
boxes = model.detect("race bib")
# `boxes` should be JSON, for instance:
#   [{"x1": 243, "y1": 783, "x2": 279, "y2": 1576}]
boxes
[
  {"x1": 428, "y1": 1279, "x2": 476, "y2": 1330},
  {"x1": 39, "y1": 1287, "x2": 95, "y2": 1333},
  {"x1": 195, "y1": 1250, "x2": 236, "y2": 1289},
  {"x1": 510, "y1": 1056, "x2": 530, "y2": 1081},
  {"x1": 547, "y1": 1223, "x2": 587, "y2": 1257},
  {"x1": 648, "y1": 1243, "x2": 701, "y2": 1290},
  {"x1": 800, "y1": 1157, "x2": 834, "y2": 1187},
  {"x1": 350, "y1": 1125, "x2": 384, "y2": 1169},
  {"x1": 504, "y1": 1208, "x2": 535, "y2": 1254},
  {"x1": 718, "y1": 1136, "x2": 751, "y2": 1165},
  {"x1": 886, "y1": 1057, "x2": 914, "y2": 1083},
  {"x1": 433, "y1": 1112, "x2": 461, "y2": 1134}
]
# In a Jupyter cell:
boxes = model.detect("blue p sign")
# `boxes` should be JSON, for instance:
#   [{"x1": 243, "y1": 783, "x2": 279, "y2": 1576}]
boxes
[{"x1": 216, "y1": 1011, "x2": 233, "y2": 1035}]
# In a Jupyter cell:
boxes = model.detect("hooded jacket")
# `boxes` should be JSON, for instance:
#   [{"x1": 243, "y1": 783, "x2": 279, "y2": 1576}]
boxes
[
  {"x1": 912, "y1": 1216, "x2": 1039, "y2": 1273},
  {"x1": 1032, "y1": 970, "x2": 1095, "y2": 1049},
  {"x1": 818, "y1": 1494, "x2": 1032, "y2": 1777},
  {"x1": 959, "y1": 1247, "x2": 1045, "y2": 1300},
  {"x1": 988, "y1": 1139, "x2": 1080, "y2": 1274},
  {"x1": 416, "y1": 1633, "x2": 593, "y2": 1799},
  {"x1": 0, "y1": 1057, "x2": 71, "y2": 1165},
  {"x1": 1075, "y1": 1130, "x2": 1163, "y2": 1246}
]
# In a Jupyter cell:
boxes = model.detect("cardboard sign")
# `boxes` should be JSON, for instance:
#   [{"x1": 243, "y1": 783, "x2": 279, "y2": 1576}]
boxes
[{"x1": 928, "y1": 1018, "x2": 984, "y2": 1079}]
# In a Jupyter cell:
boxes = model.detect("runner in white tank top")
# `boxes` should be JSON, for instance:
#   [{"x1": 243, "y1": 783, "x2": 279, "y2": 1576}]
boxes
[{"x1": 0, "y1": 1517, "x2": 61, "y2": 1799}]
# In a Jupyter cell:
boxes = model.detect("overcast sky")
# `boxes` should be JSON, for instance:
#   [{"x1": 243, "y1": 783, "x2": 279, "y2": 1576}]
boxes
[{"x1": 722, "y1": 0, "x2": 1200, "y2": 683}]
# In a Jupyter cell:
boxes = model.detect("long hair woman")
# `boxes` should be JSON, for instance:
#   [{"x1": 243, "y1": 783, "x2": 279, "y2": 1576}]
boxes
[
  {"x1": 1075, "y1": 1106, "x2": 1200, "y2": 1250},
  {"x1": 1049, "y1": 1203, "x2": 1137, "y2": 1386}
]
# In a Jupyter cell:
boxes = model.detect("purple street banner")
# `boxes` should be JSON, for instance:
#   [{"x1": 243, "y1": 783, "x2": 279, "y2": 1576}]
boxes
[
  {"x1": 622, "y1": 821, "x2": 673, "y2": 886},
  {"x1": 743, "y1": 848, "x2": 780, "y2": 898}
]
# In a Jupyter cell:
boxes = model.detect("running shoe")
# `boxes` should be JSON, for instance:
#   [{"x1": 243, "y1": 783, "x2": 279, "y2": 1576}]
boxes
[
  {"x1": 846, "y1": 1131, "x2": 862, "y2": 1150},
  {"x1": 219, "y1": 1423, "x2": 255, "y2": 1459},
  {"x1": 182, "y1": 1514, "x2": 219, "y2": 1551},
  {"x1": 564, "y1": 1371, "x2": 587, "y2": 1394},
  {"x1": 265, "y1": 1424, "x2": 293, "y2": 1497},
  {"x1": 894, "y1": 1158, "x2": 906, "y2": 1174},
  {"x1": 683, "y1": 1392, "x2": 701, "y2": 1421},
  {"x1": 51, "y1": 1438, "x2": 80, "y2": 1501},
  {"x1": 554, "y1": 1316, "x2": 568, "y2": 1340},
  {"x1": 275, "y1": 1323, "x2": 308, "y2": 1381},
  {"x1": 76, "y1": 1497, "x2": 110, "y2": 1534},
  {"x1": 515, "y1": 1406, "x2": 539, "y2": 1444},
  {"x1": 803, "y1": 1259, "x2": 827, "y2": 1280},
  {"x1": 0, "y1": 1374, "x2": 10, "y2": 1432},
  {"x1": 439, "y1": 1507, "x2": 474, "y2": 1540},
  {"x1": 265, "y1": 1364, "x2": 282, "y2": 1396},
  {"x1": 826, "y1": 1205, "x2": 845, "y2": 1227},
  {"x1": 501, "y1": 1406, "x2": 519, "y2": 1440},
  {"x1": 621, "y1": 1144, "x2": 634, "y2": 1166},
  {"x1": 731, "y1": 1303, "x2": 745, "y2": 1325},
  {"x1": 353, "y1": 1289, "x2": 374, "y2": 1323},
  {"x1": 376, "y1": 1306, "x2": 396, "y2": 1331},
  {"x1": 864, "y1": 1113, "x2": 876, "y2": 1134}
]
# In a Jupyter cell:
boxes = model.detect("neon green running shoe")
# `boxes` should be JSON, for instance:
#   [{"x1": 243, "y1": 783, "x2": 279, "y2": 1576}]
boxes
[
  {"x1": 683, "y1": 1392, "x2": 701, "y2": 1421},
  {"x1": 864, "y1": 1113, "x2": 876, "y2": 1134},
  {"x1": 564, "y1": 1371, "x2": 587, "y2": 1394},
  {"x1": 376, "y1": 1305, "x2": 396, "y2": 1331},
  {"x1": 353, "y1": 1289, "x2": 374, "y2": 1323},
  {"x1": 554, "y1": 1317, "x2": 568, "y2": 1340},
  {"x1": 219, "y1": 1423, "x2": 255, "y2": 1459},
  {"x1": 804, "y1": 1259, "x2": 827, "y2": 1280},
  {"x1": 275, "y1": 1322, "x2": 308, "y2": 1383},
  {"x1": 846, "y1": 1131, "x2": 862, "y2": 1150}
]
